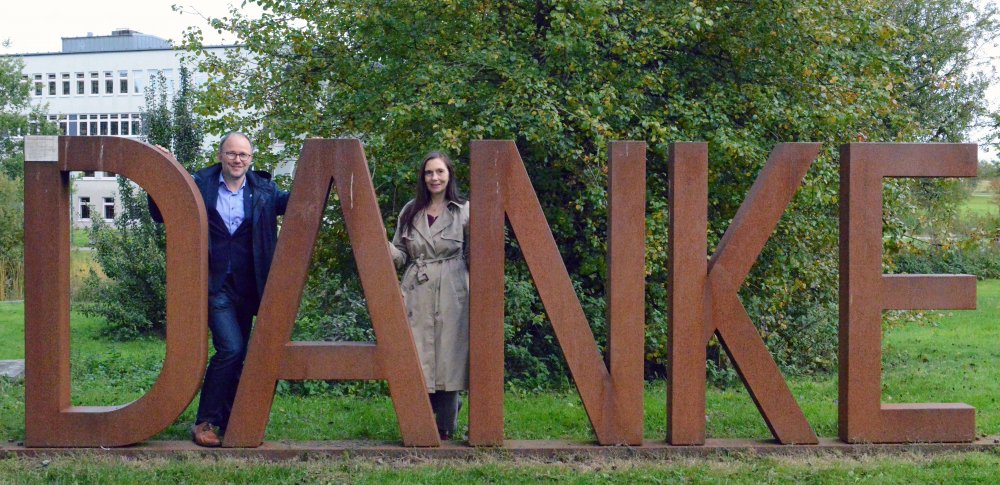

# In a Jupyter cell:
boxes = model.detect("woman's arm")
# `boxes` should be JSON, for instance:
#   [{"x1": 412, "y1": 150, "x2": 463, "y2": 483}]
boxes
[
  {"x1": 461, "y1": 201, "x2": 470, "y2": 262},
  {"x1": 388, "y1": 203, "x2": 412, "y2": 269}
]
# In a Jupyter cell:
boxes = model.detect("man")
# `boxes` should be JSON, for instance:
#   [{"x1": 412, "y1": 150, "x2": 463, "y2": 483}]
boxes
[{"x1": 150, "y1": 132, "x2": 289, "y2": 447}]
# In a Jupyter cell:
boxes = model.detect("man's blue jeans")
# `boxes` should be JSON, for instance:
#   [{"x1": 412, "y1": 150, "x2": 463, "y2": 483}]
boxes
[{"x1": 196, "y1": 282, "x2": 255, "y2": 432}]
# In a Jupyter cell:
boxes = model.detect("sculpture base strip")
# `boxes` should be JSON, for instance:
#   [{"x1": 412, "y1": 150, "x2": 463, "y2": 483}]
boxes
[{"x1": 2, "y1": 438, "x2": 999, "y2": 460}]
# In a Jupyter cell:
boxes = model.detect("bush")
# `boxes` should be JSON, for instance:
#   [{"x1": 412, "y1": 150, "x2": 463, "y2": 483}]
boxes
[{"x1": 78, "y1": 178, "x2": 167, "y2": 339}]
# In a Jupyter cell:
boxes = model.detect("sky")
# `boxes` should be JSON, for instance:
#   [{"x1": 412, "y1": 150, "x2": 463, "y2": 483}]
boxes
[
  {"x1": 1, "y1": 1, "x2": 997, "y2": 162},
  {"x1": 0, "y1": 1, "x2": 260, "y2": 54}
]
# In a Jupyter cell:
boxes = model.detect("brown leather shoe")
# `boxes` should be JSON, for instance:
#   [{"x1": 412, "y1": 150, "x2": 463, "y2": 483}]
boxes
[{"x1": 191, "y1": 422, "x2": 221, "y2": 447}]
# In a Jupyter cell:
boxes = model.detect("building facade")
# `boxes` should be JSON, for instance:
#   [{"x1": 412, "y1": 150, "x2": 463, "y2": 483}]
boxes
[{"x1": 16, "y1": 29, "x2": 228, "y2": 227}]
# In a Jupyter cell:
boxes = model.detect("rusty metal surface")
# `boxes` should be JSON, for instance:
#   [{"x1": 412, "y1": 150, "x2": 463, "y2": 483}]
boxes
[
  {"x1": 607, "y1": 142, "x2": 646, "y2": 444},
  {"x1": 223, "y1": 139, "x2": 439, "y2": 447},
  {"x1": 667, "y1": 143, "x2": 708, "y2": 445},
  {"x1": 668, "y1": 143, "x2": 821, "y2": 445},
  {"x1": 469, "y1": 140, "x2": 645, "y2": 446},
  {"x1": 24, "y1": 136, "x2": 208, "y2": 447},
  {"x1": 838, "y1": 143, "x2": 977, "y2": 443},
  {"x1": 468, "y1": 141, "x2": 510, "y2": 446}
]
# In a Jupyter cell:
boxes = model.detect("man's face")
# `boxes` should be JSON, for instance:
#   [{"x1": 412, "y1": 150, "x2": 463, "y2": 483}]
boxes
[{"x1": 218, "y1": 135, "x2": 253, "y2": 181}]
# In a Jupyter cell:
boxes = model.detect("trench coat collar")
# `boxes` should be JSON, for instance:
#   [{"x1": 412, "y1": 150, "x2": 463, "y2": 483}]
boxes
[{"x1": 413, "y1": 199, "x2": 462, "y2": 245}]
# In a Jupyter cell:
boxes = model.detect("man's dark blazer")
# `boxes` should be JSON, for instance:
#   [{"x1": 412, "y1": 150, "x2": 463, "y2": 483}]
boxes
[{"x1": 150, "y1": 163, "x2": 290, "y2": 313}]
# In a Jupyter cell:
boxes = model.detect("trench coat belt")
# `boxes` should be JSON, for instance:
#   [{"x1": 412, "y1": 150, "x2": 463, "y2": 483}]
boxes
[{"x1": 411, "y1": 253, "x2": 462, "y2": 285}]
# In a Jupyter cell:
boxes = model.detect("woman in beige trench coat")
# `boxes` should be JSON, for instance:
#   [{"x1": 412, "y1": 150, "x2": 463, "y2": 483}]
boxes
[{"x1": 388, "y1": 151, "x2": 469, "y2": 440}]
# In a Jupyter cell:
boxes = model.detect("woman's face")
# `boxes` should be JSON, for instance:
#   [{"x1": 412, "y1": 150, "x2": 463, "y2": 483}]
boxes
[{"x1": 423, "y1": 157, "x2": 449, "y2": 197}]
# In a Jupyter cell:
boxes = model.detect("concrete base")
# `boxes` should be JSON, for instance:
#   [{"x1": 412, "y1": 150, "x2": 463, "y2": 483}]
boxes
[
  {"x1": 0, "y1": 360, "x2": 24, "y2": 380},
  {"x1": 2, "y1": 437, "x2": 998, "y2": 460}
]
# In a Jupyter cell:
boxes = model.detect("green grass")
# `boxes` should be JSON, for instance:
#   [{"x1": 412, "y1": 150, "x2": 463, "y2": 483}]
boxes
[
  {"x1": 71, "y1": 228, "x2": 91, "y2": 248},
  {"x1": 3, "y1": 452, "x2": 1000, "y2": 483},
  {"x1": 1, "y1": 282, "x2": 999, "y2": 480},
  {"x1": 963, "y1": 194, "x2": 997, "y2": 217},
  {"x1": 0, "y1": 303, "x2": 23, "y2": 359}
]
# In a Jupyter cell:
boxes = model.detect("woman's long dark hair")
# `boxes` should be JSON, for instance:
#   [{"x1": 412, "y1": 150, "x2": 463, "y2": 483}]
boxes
[{"x1": 399, "y1": 151, "x2": 465, "y2": 236}]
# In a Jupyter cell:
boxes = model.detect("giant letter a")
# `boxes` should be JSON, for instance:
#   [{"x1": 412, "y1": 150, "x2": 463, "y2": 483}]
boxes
[{"x1": 223, "y1": 139, "x2": 439, "y2": 447}]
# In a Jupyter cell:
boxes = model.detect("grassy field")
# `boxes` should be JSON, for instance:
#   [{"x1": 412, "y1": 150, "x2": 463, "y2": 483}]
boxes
[
  {"x1": 0, "y1": 282, "x2": 998, "y2": 481},
  {"x1": 71, "y1": 228, "x2": 91, "y2": 248},
  {"x1": 963, "y1": 178, "x2": 998, "y2": 218},
  {"x1": 964, "y1": 194, "x2": 997, "y2": 217}
]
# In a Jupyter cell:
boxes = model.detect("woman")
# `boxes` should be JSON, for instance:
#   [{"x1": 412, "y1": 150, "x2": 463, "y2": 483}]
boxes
[{"x1": 388, "y1": 151, "x2": 469, "y2": 440}]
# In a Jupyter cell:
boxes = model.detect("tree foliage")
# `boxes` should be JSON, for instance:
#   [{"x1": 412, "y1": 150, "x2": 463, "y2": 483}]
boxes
[
  {"x1": 183, "y1": 0, "x2": 998, "y2": 383},
  {"x1": 82, "y1": 68, "x2": 206, "y2": 338},
  {"x1": 0, "y1": 48, "x2": 54, "y2": 300}
]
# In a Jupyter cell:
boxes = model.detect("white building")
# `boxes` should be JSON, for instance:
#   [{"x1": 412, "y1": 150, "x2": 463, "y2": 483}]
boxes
[{"x1": 15, "y1": 29, "x2": 229, "y2": 227}]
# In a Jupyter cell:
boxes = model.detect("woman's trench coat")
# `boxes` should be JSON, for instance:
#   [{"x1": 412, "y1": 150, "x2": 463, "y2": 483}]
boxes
[{"x1": 389, "y1": 199, "x2": 470, "y2": 392}]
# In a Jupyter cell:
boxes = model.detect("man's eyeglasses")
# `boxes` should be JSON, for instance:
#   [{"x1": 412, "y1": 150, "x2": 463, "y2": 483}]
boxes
[{"x1": 223, "y1": 151, "x2": 253, "y2": 162}]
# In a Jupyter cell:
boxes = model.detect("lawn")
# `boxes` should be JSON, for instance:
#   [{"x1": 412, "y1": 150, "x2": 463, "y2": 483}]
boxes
[
  {"x1": 71, "y1": 228, "x2": 91, "y2": 248},
  {"x1": 964, "y1": 194, "x2": 997, "y2": 218},
  {"x1": 962, "y1": 178, "x2": 999, "y2": 218},
  {"x1": 0, "y1": 281, "x2": 998, "y2": 481}
]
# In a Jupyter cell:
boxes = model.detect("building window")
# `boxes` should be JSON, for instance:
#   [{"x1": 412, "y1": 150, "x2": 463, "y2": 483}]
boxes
[
  {"x1": 132, "y1": 70, "x2": 144, "y2": 94},
  {"x1": 79, "y1": 197, "x2": 91, "y2": 221},
  {"x1": 119, "y1": 70, "x2": 129, "y2": 94},
  {"x1": 76, "y1": 73, "x2": 84, "y2": 94},
  {"x1": 61, "y1": 73, "x2": 70, "y2": 95},
  {"x1": 103, "y1": 197, "x2": 115, "y2": 220},
  {"x1": 105, "y1": 71, "x2": 113, "y2": 94},
  {"x1": 48, "y1": 82, "x2": 56, "y2": 96},
  {"x1": 34, "y1": 82, "x2": 42, "y2": 96},
  {"x1": 90, "y1": 72, "x2": 99, "y2": 94}
]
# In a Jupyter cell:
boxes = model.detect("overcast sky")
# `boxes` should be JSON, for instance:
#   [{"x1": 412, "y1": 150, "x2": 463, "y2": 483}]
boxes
[
  {"x1": 0, "y1": 1, "x2": 259, "y2": 54},
  {"x1": 2, "y1": 1, "x2": 997, "y2": 161}
]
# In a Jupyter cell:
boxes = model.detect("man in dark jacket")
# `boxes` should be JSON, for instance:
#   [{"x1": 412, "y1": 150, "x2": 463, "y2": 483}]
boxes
[{"x1": 151, "y1": 132, "x2": 289, "y2": 447}]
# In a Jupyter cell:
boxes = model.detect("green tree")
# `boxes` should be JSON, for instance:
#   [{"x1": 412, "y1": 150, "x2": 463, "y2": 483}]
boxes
[
  {"x1": 141, "y1": 71, "x2": 172, "y2": 148},
  {"x1": 0, "y1": 44, "x2": 54, "y2": 299},
  {"x1": 173, "y1": 67, "x2": 205, "y2": 167},
  {"x1": 82, "y1": 68, "x2": 205, "y2": 338},
  {"x1": 182, "y1": 0, "x2": 998, "y2": 383},
  {"x1": 0, "y1": 172, "x2": 22, "y2": 300}
]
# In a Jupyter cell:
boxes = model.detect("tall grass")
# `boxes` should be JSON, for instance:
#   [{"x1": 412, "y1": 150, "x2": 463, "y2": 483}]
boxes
[{"x1": 0, "y1": 257, "x2": 23, "y2": 301}]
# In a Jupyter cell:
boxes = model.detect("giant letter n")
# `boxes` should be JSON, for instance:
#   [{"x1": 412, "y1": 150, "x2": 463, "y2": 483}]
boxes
[{"x1": 468, "y1": 140, "x2": 645, "y2": 446}]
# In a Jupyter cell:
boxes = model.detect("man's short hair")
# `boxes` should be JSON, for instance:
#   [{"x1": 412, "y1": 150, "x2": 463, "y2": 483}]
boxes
[{"x1": 218, "y1": 131, "x2": 255, "y2": 157}]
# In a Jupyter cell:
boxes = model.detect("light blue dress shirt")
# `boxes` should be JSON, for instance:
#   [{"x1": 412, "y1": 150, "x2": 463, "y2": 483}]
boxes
[{"x1": 217, "y1": 174, "x2": 246, "y2": 235}]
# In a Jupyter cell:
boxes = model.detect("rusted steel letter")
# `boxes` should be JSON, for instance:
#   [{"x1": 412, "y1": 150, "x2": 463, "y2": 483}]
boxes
[
  {"x1": 668, "y1": 142, "x2": 821, "y2": 445},
  {"x1": 469, "y1": 140, "x2": 645, "y2": 445},
  {"x1": 223, "y1": 139, "x2": 439, "y2": 447},
  {"x1": 23, "y1": 136, "x2": 208, "y2": 447},
  {"x1": 839, "y1": 143, "x2": 977, "y2": 443}
]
